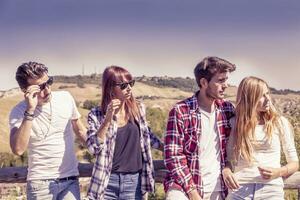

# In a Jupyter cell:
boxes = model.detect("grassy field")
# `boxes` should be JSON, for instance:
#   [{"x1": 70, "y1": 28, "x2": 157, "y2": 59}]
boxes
[
  {"x1": 0, "y1": 94, "x2": 23, "y2": 153},
  {"x1": 0, "y1": 81, "x2": 192, "y2": 153}
]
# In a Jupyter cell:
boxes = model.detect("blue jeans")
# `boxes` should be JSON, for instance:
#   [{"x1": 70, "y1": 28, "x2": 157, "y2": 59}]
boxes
[
  {"x1": 27, "y1": 178, "x2": 80, "y2": 200},
  {"x1": 227, "y1": 183, "x2": 284, "y2": 200},
  {"x1": 104, "y1": 172, "x2": 142, "y2": 200}
]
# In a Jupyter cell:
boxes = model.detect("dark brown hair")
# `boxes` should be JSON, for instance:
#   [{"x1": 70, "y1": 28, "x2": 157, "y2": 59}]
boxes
[
  {"x1": 194, "y1": 56, "x2": 236, "y2": 87},
  {"x1": 16, "y1": 62, "x2": 48, "y2": 89},
  {"x1": 101, "y1": 66, "x2": 141, "y2": 122}
]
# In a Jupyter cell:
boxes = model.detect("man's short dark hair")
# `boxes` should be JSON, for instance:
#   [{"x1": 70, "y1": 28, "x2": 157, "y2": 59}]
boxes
[
  {"x1": 16, "y1": 62, "x2": 48, "y2": 89},
  {"x1": 194, "y1": 56, "x2": 236, "y2": 87}
]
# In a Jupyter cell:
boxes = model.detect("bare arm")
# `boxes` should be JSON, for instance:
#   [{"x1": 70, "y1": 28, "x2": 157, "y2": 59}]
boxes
[
  {"x1": 10, "y1": 85, "x2": 40, "y2": 155},
  {"x1": 96, "y1": 99, "x2": 121, "y2": 142},
  {"x1": 258, "y1": 162, "x2": 299, "y2": 180},
  {"x1": 95, "y1": 118, "x2": 111, "y2": 142},
  {"x1": 10, "y1": 119, "x2": 32, "y2": 155},
  {"x1": 71, "y1": 118, "x2": 87, "y2": 146}
]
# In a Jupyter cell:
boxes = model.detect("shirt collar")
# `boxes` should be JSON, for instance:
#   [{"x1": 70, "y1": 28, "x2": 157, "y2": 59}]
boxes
[{"x1": 189, "y1": 90, "x2": 223, "y2": 114}]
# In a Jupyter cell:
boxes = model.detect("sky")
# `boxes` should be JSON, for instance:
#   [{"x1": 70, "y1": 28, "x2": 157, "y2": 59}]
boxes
[{"x1": 0, "y1": 0, "x2": 299, "y2": 91}]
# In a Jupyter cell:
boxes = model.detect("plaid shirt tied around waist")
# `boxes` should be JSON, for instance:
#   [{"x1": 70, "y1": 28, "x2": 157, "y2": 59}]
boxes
[
  {"x1": 164, "y1": 93, "x2": 235, "y2": 199},
  {"x1": 86, "y1": 103, "x2": 162, "y2": 200}
]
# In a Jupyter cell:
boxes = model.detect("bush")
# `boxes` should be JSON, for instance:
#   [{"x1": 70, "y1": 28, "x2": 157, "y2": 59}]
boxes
[
  {"x1": 77, "y1": 79, "x2": 85, "y2": 88},
  {"x1": 146, "y1": 107, "x2": 168, "y2": 139},
  {"x1": 0, "y1": 152, "x2": 28, "y2": 167},
  {"x1": 146, "y1": 107, "x2": 168, "y2": 160},
  {"x1": 82, "y1": 100, "x2": 99, "y2": 110},
  {"x1": 58, "y1": 85, "x2": 76, "y2": 89}
]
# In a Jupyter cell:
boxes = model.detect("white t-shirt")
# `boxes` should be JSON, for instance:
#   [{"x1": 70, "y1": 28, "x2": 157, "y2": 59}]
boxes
[
  {"x1": 199, "y1": 108, "x2": 222, "y2": 193},
  {"x1": 9, "y1": 91, "x2": 81, "y2": 180},
  {"x1": 228, "y1": 116, "x2": 299, "y2": 186}
]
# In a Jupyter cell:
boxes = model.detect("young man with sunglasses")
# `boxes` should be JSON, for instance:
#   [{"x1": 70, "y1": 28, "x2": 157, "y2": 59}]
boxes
[
  {"x1": 9, "y1": 62, "x2": 87, "y2": 200},
  {"x1": 164, "y1": 57, "x2": 236, "y2": 200}
]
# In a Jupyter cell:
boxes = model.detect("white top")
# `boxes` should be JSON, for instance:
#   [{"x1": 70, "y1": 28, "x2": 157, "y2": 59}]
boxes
[
  {"x1": 228, "y1": 116, "x2": 299, "y2": 186},
  {"x1": 199, "y1": 108, "x2": 222, "y2": 192},
  {"x1": 9, "y1": 91, "x2": 81, "y2": 180}
]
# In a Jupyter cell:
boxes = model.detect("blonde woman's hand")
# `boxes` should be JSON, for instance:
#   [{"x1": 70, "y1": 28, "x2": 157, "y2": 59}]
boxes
[
  {"x1": 222, "y1": 167, "x2": 240, "y2": 190},
  {"x1": 187, "y1": 189, "x2": 202, "y2": 200},
  {"x1": 258, "y1": 166, "x2": 280, "y2": 180}
]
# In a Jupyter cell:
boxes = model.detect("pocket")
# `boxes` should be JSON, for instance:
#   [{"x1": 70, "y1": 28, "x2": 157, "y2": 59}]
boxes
[
  {"x1": 123, "y1": 173, "x2": 141, "y2": 195},
  {"x1": 121, "y1": 173, "x2": 140, "y2": 185},
  {"x1": 130, "y1": 173, "x2": 140, "y2": 183},
  {"x1": 184, "y1": 132, "x2": 198, "y2": 154},
  {"x1": 27, "y1": 180, "x2": 48, "y2": 192}
]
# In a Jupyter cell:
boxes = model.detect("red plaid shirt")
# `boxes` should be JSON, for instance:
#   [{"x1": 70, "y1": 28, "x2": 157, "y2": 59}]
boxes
[{"x1": 164, "y1": 92, "x2": 235, "y2": 198}]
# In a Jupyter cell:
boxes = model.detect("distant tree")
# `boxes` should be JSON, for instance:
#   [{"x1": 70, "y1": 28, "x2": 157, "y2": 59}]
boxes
[
  {"x1": 58, "y1": 85, "x2": 76, "y2": 89},
  {"x1": 77, "y1": 78, "x2": 85, "y2": 88}
]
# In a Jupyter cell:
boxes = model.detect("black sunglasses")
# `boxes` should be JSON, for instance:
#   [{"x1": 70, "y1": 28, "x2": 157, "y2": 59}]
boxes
[
  {"x1": 115, "y1": 80, "x2": 135, "y2": 90},
  {"x1": 38, "y1": 76, "x2": 54, "y2": 90}
]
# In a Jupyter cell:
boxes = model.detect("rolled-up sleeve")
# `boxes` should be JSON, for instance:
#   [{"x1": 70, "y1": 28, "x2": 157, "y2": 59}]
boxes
[{"x1": 86, "y1": 108, "x2": 105, "y2": 155}]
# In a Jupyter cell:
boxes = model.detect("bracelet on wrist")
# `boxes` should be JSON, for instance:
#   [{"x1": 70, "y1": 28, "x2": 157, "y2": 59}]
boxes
[
  {"x1": 24, "y1": 111, "x2": 35, "y2": 121},
  {"x1": 280, "y1": 166, "x2": 289, "y2": 177}
]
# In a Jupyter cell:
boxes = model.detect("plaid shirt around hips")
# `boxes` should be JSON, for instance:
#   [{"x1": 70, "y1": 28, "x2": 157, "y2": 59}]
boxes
[
  {"x1": 86, "y1": 103, "x2": 162, "y2": 200},
  {"x1": 164, "y1": 92, "x2": 235, "y2": 199}
]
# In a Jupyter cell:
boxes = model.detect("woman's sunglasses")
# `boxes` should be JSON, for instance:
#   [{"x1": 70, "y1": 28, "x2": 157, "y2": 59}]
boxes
[
  {"x1": 115, "y1": 80, "x2": 135, "y2": 90},
  {"x1": 38, "y1": 76, "x2": 54, "y2": 90}
]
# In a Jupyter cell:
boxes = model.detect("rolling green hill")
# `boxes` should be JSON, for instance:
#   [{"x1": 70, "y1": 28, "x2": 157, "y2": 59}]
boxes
[{"x1": 0, "y1": 77, "x2": 299, "y2": 162}]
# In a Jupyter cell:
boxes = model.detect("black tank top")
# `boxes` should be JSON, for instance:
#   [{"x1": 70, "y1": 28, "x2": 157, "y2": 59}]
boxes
[{"x1": 111, "y1": 121, "x2": 143, "y2": 173}]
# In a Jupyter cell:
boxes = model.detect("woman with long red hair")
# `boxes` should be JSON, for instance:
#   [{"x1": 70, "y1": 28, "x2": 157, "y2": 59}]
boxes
[{"x1": 86, "y1": 66, "x2": 163, "y2": 200}]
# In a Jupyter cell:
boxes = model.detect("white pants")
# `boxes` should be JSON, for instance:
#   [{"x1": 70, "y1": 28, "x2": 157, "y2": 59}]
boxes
[
  {"x1": 166, "y1": 189, "x2": 223, "y2": 200},
  {"x1": 227, "y1": 183, "x2": 284, "y2": 200}
]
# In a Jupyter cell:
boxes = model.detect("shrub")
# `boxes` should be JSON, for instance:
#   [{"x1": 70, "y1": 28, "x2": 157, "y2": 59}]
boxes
[
  {"x1": 77, "y1": 79, "x2": 85, "y2": 88},
  {"x1": 0, "y1": 152, "x2": 28, "y2": 167},
  {"x1": 146, "y1": 107, "x2": 168, "y2": 139},
  {"x1": 82, "y1": 100, "x2": 99, "y2": 110},
  {"x1": 58, "y1": 85, "x2": 76, "y2": 89}
]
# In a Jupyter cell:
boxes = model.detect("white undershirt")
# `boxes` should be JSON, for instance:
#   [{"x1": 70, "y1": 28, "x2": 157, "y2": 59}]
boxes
[{"x1": 199, "y1": 108, "x2": 222, "y2": 193}]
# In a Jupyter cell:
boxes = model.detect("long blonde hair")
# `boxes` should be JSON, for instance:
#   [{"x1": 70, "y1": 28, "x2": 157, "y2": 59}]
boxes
[{"x1": 234, "y1": 76, "x2": 282, "y2": 163}]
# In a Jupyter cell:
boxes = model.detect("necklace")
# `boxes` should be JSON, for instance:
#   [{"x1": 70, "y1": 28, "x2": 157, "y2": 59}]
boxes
[{"x1": 33, "y1": 101, "x2": 52, "y2": 140}]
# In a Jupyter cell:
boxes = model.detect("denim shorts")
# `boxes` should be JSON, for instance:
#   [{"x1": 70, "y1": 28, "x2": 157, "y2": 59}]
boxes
[
  {"x1": 104, "y1": 172, "x2": 142, "y2": 200},
  {"x1": 227, "y1": 183, "x2": 284, "y2": 200},
  {"x1": 27, "y1": 177, "x2": 80, "y2": 200}
]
